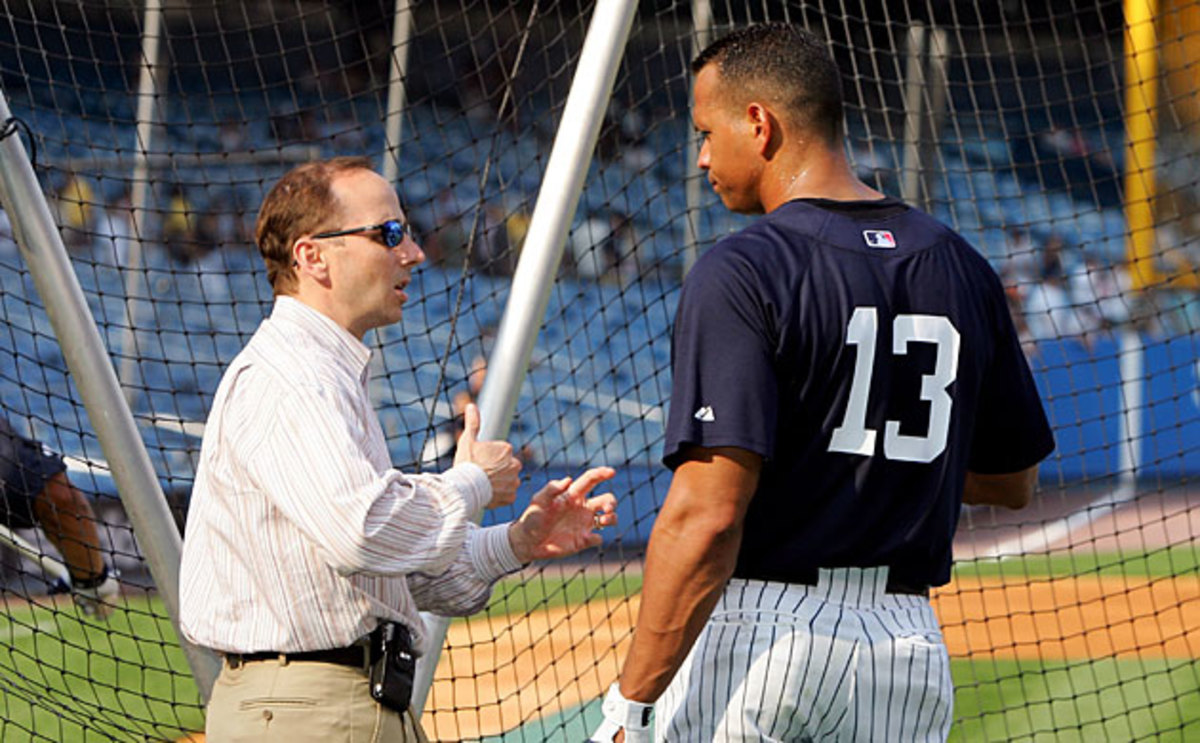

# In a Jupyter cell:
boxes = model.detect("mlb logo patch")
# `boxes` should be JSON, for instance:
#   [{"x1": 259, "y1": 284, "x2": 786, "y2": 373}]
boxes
[{"x1": 863, "y1": 230, "x2": 897, "y2": 249}]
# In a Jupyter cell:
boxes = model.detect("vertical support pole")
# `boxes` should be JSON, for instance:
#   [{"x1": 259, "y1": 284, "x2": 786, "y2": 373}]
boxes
[
  {"x1": 381, "y1": 0, "x2": 415, "y2": 186},
  {"x1": 682, "y1": 0, "x2": 713, "y2": 276},
  {"x1": 0, "y1": 91, "x2": 221, "y2": 703},
  {"x1": 901, "y1": 22, "x2": 927, "y2": 206},
  {"x1": 117, "y1": 0, "x2": 166, "y2": 405},
  {"x1": 923, "y1": 27, "x2": 950, "y2": 212},
  {"x1": 1116, "y1": 329, "x2": 1143, "y2": 494},
  {"x1": 1124, "y1": 0, "x2": 1160, "y2": 290},
  {"x1": 410, "y1": 0, "x2": 638, "y2": 719}
]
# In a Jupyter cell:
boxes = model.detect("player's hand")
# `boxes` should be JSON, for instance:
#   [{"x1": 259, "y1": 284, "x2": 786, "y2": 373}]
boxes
[
  {"x1": 72, "y1": 568, "x2": 120, "y2": 620},
  {"x1": 508, "y1": 467, "x2": 616, "y2": 564},
  {"x1": 453, "y1": 403, "x2": 521, "y2": 509},
  {"x1": 588, "y1": 683, "x2": 651, "y2": 743}
]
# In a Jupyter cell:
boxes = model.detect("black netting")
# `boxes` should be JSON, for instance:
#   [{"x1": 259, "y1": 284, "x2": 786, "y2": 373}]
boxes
[{"x1": 0, "y1": 0, "x2": 1197, "y2": 740}]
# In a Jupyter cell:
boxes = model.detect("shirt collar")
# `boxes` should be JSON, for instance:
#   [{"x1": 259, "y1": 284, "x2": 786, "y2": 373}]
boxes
[{"x1": 269, "y1": 296, "x2": 373, "y2": 381}]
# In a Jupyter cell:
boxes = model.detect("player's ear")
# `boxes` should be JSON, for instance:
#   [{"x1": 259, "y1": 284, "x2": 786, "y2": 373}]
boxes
[{"x1": 747, "y1": 102, "x2": 775, "y2": 156}]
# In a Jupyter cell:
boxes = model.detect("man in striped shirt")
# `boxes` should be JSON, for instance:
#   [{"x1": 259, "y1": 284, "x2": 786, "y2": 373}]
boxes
[{"x1": 180, "y1": 157, "x2": 617, "y2": 742}]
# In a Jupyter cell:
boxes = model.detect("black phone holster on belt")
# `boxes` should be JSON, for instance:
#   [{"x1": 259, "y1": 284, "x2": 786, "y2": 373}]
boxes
[{"x1": 368, "y1": 622, "x2": 416, "y2": 713}]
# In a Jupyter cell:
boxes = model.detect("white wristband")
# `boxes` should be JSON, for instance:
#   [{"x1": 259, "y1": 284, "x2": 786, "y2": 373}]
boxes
[{"x1": 589, "y1": 683, "x2": 652, "y2": 742}]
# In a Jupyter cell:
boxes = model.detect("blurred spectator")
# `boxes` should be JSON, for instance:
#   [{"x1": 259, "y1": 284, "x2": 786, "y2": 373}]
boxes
[
  {"x1": 1070, "y1": 256, "x2": 1131, "y2": 333},
  {"x1": 94, "y1": 191, "x2": 135, "y2": 266},
  {"x1": 270, "y1": 106, "x2": 318, "y2": 144},
  {"x1": 1023, "y1": 271, "x2": 1088, "y2": 342},
  {"x1": 193, "y1": 212, "x2": 230, "y2": 302},
  {"x1": 608, "y1": 212, "x2": 638, "y2": 284},
  {"x1": 1003, "y1": 226, "x2": 1037, "y2": 284},
  {"x1": 1039, "y1": 125, "x2": 1089, "y2": 158},
  {"x1": 569, "y1": 213, "x2": 615, "y2": 281},
  {"x1": 55, "y1": 174, "x2": 95, "y2": 253},
  {"x1": 999, "y1": 264, "x2": 1033, "y2": 347},
  {"x1": 1041, "y1": 233, "x2": 1068, "y2": 282},
  {"x1": 423, "y1": 189, "x2": 469, "y2": 268},
  {"x1": 506, "y1": 205, "x2": 531, "y2": 257},
  {"x1": 218, "y1": 121, "x2": 247, "y2": 152},
  {"x1": 162, "y1": 184, "x2": 196, "y2": 262},
  {"x1": 474, "y1": 203, "x2": 514, "y2": 276}
]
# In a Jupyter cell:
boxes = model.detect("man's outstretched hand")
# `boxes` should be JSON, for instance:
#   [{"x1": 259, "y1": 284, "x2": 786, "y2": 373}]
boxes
[{"x1": 508, "y1": 467, "x2": 618, "y2": 563}]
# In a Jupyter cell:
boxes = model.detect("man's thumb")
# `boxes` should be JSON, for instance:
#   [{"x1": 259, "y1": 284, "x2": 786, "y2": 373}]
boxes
[{"x1": 461, "y1": 402, "x2": 480, "y2": 441}]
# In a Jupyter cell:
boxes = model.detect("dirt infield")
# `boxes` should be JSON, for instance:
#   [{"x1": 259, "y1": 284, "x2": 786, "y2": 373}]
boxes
[
  {"x1": 418, "y1": 573, "x2": 1200, "y2": 740},
  {"x1": 936, "y1": 575, "x2": 1200, "y2": 659}
]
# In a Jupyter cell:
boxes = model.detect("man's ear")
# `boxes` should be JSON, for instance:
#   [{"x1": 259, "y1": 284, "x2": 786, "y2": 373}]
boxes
[
  {"x1": 292, "y1": 237, "x2": 330, "y2": 282},
  {"x1": 747, "y1": 102, "x2": 774, "y2": 156}
]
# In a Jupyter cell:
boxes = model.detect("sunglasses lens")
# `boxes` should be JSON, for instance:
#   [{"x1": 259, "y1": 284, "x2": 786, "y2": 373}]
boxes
[{"x1": 381, "y1": 221, "x2": 405, "y2": 248}]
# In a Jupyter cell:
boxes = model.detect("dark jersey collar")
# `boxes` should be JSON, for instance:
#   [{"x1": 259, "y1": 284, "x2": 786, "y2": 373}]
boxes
[{"x1": 786, "y1": 196, "x2": 909, "y2": 220}]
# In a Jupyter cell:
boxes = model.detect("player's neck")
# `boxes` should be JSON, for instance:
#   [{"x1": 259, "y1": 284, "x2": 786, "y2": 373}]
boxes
[{"x1": 761, "y1": 147, "x2": 883, "y2": 213}]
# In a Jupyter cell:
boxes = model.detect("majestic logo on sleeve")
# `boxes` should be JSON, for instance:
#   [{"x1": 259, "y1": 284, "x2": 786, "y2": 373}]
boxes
[
  {"x1": 863, "y1": 230, "x2": 897, "y2": 249},
  {"x1": 694, "y1": 405, "x2": 715, "y2": 422}
]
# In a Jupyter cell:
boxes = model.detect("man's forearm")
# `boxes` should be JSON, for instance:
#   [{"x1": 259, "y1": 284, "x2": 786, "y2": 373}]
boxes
[{"x1": 618, "y1": 495, "x2": 744, "y2": 702}]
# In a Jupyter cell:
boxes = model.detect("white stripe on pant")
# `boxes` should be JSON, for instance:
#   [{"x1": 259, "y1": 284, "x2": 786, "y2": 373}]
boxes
[{"x1": 655, "y1": 568, "x2": 954, "y2": 742}]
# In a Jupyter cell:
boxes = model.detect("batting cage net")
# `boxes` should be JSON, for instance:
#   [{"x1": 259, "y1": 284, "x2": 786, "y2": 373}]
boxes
[{"x1": 0, "y1": 0, "x2": 1197, "y2": 740}]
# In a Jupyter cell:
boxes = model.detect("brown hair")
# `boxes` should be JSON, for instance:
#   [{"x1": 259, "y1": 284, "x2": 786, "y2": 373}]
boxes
[{"x1": 255, "y1": 156, "x2": 373, "y2": 294}]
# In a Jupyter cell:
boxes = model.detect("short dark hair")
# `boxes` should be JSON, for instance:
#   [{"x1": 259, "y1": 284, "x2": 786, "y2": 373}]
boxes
[
  {"x1": 691, "y1": 23, "x2": 844, "y2": 143},
  {"x1": 255, "y1": 156, "x2": 373, "y2": 295}
]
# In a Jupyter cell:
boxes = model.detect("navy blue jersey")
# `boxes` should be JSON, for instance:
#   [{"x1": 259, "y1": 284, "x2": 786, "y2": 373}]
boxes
[{"x1": 663, "y1": 197, "x2": 1054, "y2": 587}]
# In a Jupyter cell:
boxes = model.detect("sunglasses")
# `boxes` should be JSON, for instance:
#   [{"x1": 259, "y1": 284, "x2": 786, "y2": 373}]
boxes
[{"x1": 312, "y1": 219, "x2": 417, "y2": 249}]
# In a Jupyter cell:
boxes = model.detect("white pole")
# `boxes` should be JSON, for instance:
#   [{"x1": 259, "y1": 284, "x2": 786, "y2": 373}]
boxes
[
  {"x1": 381, "y1": 0, "x2": 414, "y2": 185},
  {"x1": 901, "y1": 22, "x2": 926, "y2": 205},
  {"x1": 117, "y1": 0, "x2": 166, "y2": 405},
  {"x1": 682, "y1": 0, "x2": 713, "y2": 276},
  {"x1": 0, "y1": 90, "x2": 221, "y2": 703},
  {"x1": 923, "y1": 27, "x2": 950, "y2": 212},
  {"x1": 410, "y1": 0, "x2": 639, "y2": 718},
  {"x1": 1117, "y1": 328, "x2": 1143, "y2": 492}
]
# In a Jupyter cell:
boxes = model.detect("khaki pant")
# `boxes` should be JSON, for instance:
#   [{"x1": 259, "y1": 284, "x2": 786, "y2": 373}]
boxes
[{"x1": 206, "y1": 657, "x2": 429, "y2": 743}]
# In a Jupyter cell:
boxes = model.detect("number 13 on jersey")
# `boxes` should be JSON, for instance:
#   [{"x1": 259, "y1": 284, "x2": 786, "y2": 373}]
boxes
[{"x1": 828, "y1": 307, "x2": 961, "y2": 463}]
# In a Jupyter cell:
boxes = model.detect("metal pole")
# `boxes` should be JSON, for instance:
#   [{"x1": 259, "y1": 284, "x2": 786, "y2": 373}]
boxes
[
  {"x1": 117, "y1": 0, "x2": 166, "y2": 405},
  {"x1": 901, "y1": 22, "x2": 927, "y2": 205},
  {"x1": 922, "y1": 27, "x2": 950, "y2": 212},
  {"x1": 381, "y1": 0, "x2": 415, "y2": 185},
  {"x1": 682, "y1": 0, "x2": 713, "y2": 276},
  {"x1": 0, "y1": 90, "x2": 221, "y2": 702},
  {"x1": 410, "y1": 0, "x2": 639, "y2": 717},
  {"x1": 1117, "y1": 328, "x2": 1143, "y2": 492}
]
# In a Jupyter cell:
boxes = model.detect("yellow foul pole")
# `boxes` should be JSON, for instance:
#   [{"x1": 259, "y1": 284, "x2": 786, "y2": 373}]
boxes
[{"x1": 1123, "y1": 0, "x2": 1159, "y2": 291}]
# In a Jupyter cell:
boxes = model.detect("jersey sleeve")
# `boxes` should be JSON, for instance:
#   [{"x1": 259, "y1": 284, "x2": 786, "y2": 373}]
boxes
[
  {"x1": 663, "y1": 243, "x2": 779, "y2": 469},
  {"x1": 968, "y1": 270, "x2": 1056, "y2": 474}
]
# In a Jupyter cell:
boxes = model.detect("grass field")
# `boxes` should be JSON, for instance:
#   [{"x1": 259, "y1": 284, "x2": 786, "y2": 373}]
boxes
[
  {"x1": 0, "y1": 549, "x2": 1197, "y2": 741},
  {"x1": 0, "y1": 594, "x2": 203, "y2": 742}
]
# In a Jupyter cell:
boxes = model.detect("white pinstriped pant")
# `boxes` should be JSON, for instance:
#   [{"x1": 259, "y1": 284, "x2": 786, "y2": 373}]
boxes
[{"x1": 655, "y1": 568, "x2": 953, "y2": 742}]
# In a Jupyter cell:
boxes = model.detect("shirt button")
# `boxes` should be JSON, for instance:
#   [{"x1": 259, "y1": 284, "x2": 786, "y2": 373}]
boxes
[{"x1": 263, "y1": 709, "x2": 273, "y2": 721}]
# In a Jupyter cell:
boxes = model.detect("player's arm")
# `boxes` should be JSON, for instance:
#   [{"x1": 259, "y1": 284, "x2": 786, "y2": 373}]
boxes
[
  {"x1": 618, "y1": 445, "x2": 760, "y2": 701},
  {"x1": 32, "y1": 471, "x2": 106, "y2": 580},
  {"x1": 963, "y1": 464, "x2": 1039, "y2": 509}
]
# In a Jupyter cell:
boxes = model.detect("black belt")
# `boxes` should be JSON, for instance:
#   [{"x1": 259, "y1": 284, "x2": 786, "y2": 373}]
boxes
[
  {"x1": 226, "y1": 644, "x2": 369, "y2": 670},
  {"x1": 790, "y1": 567, "x2": 930, "y2": 598}
]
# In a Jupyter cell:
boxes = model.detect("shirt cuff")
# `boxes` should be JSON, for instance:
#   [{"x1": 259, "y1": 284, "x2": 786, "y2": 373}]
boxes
[
  {"x1": 468, "y1": 523, "x2": 524, "y2": 581},
  {"x1": 440, "y1": 462, "x2": 492, "y2": 514}
]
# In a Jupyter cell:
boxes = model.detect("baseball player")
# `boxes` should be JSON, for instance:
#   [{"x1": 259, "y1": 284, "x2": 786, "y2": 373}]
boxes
[
  {"x1": 0, "y1": 415, "x2": 118, "y2": 617},
  {"x1": 590, "y1": 23, "x2": 1054, "y2": 742}
]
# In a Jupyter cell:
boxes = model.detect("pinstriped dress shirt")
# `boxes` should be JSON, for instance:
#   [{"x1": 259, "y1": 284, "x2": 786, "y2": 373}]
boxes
[{"x1": 179, "y1": 296, "x2": 522, "y2": 656}]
